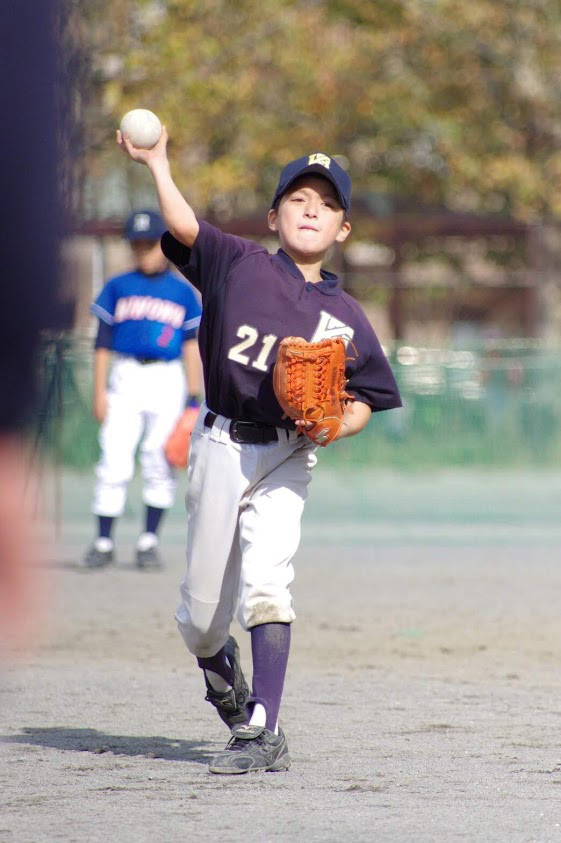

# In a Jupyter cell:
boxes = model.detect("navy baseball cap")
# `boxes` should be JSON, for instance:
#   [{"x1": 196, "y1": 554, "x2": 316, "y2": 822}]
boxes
[
  {"x1": 124, "y1": 209, "x2": 166, "y2": 241},
  {"x1": 271, "y1": 153, "x2": 351, "y2": 214}
]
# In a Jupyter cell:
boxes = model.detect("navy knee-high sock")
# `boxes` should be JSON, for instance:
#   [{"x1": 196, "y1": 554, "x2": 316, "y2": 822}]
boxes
[
  {"x1": 145, "y1": 505, "x2": 165, "y2": 536},
  {"x1": 250, "y1": 622, "x2": 291, "y2": 732},
  {"x1": 98, "y1": 516, "x2": 114, "y2": 540}
]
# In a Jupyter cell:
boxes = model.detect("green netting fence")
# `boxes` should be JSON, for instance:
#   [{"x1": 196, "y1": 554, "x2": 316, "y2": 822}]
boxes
[{"x1": 35, "y1": 335, "x2": 561, "y2": 470}]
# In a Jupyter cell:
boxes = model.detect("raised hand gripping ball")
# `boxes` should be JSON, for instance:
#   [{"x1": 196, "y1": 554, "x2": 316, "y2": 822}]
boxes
[{"x1": 119, "y1": 109, "x2": 162, "y2": 149}]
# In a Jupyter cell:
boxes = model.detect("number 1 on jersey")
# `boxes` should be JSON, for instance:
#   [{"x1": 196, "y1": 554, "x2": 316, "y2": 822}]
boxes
[
  {"x1": 228, "y1": 325, "x2": 278, "y2": 372},
  {"x1": 252, "y1": 333, "x2": 277, "y2": 371}
]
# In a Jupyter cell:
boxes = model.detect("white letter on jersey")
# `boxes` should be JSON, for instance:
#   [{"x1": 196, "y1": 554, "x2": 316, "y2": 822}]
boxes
[
  {"x1": 311, "y1": 311, "x2": 354, "y2": 346},
  {"x1": 228, "y1": 325, "x2": 258, "y2": 365},
  {"x1": 228, "y1": 326, "x2": 278, "y2": 371},
  {"x1": 252, "y1": 334, "x2": 277, "y2": 372},
  {"x1": 114, "y1": 296, "x2": 185, "y2": 328}
]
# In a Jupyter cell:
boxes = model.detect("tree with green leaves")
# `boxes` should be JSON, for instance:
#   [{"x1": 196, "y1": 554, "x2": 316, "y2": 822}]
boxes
[{"x1": 74, "y1": 0, "x2": 561, "y2": 222}]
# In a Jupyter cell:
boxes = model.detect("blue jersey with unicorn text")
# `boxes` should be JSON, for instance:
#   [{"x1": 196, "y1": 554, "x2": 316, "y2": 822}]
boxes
[{"x1": 91, "y1": 269, "x2": 202, "y2": 360}]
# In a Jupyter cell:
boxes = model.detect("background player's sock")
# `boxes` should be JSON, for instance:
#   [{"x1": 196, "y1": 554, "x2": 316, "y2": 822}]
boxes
[
  {"x1": 197, "y1": 647, "x2": 234, "y2": 692},
  {"x1": 93, "y1": 537, "x2": 113, "y2": 553},
  {"x1": 145, "y1": 505, "x2": 165, "y2": 536},
  {"x1": 98, "y1": 515, "x2": 114, "y2": 540},
  {"x1": 249, "y1": 622, "x2": 291, "y2": 733}
]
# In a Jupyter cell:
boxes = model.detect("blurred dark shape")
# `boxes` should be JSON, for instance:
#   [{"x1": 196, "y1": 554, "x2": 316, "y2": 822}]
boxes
[
  {"x1": 1, "y1": 1, "x2": 71, "y2": 433},
  {"x1": 0, "y1": 1, "x2": 70, "y2": 647}
]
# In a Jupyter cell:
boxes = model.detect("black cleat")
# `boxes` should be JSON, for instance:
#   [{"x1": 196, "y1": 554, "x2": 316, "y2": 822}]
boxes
[
  {"x1": 204, "y1": 636, "x2": 250, "y2": 729},
  {"x1": 208, "y1": 724, "x2": 291, "y2": 775},
  {"x1": 135, "y1": 545, "x2": 163, "y2": 569},
  {"x1": 83, "y1": 545, "x2": 114, "y2": 569}
]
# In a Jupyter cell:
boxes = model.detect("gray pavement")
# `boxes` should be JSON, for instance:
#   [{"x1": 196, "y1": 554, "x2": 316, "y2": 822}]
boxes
[{"x1": 1, "y1": 467, "x2": 561, "y2": 842}]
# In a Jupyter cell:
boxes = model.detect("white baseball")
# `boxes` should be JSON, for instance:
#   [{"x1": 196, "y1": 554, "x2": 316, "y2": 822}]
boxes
[{"x1": 119, "y1": 109, "x2": 162, "y2": 149}]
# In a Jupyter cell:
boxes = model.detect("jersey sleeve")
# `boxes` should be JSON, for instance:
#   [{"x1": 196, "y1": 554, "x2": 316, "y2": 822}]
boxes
[
  {"x1": 94, "y1": 319, "x2": 113, "y2": 350},
  {"x1": 345, "y1": 326, "x2": 402, "y2": 413},
  {"x1": 90, "y1": 279, "x2": 117, "y2": 325},
  {"x1": 181, "y1": 281, "x2": 202, "y2": 341},
  {"x1": 161, "y1": 220, "x2": 265, "y2": 300}
]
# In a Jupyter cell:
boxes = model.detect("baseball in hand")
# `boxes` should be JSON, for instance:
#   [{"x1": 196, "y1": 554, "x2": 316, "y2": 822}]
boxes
[{"x1": 119, "y1": 109, "x2": 162, "y2": 149}]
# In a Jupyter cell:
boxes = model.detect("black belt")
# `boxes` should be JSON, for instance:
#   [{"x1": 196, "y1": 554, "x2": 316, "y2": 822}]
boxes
[
  {"x1": 135, "y1": 357, "x2": 161, "y2": 365},
  {"x1": 204, "y1": 411, "x2": 278, "y2": 444}
]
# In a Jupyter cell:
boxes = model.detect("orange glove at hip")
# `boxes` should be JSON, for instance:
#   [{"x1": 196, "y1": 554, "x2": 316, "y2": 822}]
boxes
[{"x1": 164, "y1": 406, "x2": 199, "y2": 468}]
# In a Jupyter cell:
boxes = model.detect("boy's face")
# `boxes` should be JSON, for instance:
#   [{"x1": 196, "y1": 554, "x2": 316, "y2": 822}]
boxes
[
  {"x1": 267, "y1": 175, "x2": 351, "y2": 260},
  {"x1": 130, "y1": 239, "x2": 168, "y2": 275}
]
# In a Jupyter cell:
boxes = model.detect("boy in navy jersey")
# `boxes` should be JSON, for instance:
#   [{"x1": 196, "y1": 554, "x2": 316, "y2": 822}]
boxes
[
  {"x1": 84, "y1": 210, "x2": 203, "y2": 570},
  {"x1": 118, "y1": 129, "x2": 401, "y2": 772}
]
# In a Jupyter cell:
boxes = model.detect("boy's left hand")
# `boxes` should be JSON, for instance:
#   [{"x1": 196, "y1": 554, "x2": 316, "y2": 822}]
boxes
[{"x1": 295, "y1": 400, "x2": 371, "y2": 444}]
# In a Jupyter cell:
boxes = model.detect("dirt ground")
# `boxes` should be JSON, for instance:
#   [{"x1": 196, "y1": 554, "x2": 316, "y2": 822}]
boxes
[{"x1": 2, "y1": 468, "x2": 561, "y2": 842}]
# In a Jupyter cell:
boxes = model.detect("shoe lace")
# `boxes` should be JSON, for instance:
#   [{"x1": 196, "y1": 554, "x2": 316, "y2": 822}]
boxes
[{"x1": 225, "y1": 731, "x2": 265, "y2": 752}]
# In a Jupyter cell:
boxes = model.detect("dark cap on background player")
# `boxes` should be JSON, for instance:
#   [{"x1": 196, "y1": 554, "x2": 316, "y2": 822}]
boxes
[
  {"x1": 271, "y1": 153, "x2": 352, "y2": 214},
  {"x1": 125, "y1": 209, "x2": 167, "y2": 241}
]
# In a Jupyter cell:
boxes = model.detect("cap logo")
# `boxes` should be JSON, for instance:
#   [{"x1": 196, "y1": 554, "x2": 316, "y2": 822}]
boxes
[
  {"x1": 133, "y1": 213, "x2": 151, "y2": 232},
  {"x1": 308, "y1": 153, "x2": 331, "y2": 169}
]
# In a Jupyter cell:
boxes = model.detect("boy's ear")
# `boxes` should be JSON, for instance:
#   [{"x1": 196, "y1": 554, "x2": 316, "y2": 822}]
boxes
[
  {"x1": 267, "y1": 208, "x2": 278, "y2": 232},
  {"x1": 335, "y1": 219, "x2": 351, "y2": 244}
]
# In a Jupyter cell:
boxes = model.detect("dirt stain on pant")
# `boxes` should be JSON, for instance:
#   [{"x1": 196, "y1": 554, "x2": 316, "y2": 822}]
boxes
[{"x1": 246, "y1": 601, "x2": 292, "y2": 627}]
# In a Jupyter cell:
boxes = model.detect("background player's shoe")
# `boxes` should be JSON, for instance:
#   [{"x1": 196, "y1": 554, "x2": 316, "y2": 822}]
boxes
[
  {"x1": 135, "y1": 532, "x2": 163, "y2": 570},
  {"x1": 208, "y1": 724, "x2": 290, "y2": 774},
  {"x1": 135, "y1": 546, "x2": 162, "y2": 569},
  {"x1": 83, "y1": 539, "x2": 114, "y2": 569},
  {"x1": 204, "y1": 636, "x2": 250, "y2": 729}
]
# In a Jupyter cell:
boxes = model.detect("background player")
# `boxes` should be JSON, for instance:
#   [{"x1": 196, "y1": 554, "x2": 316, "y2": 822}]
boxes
[
  {"x1": 84, "y1": 210, "x2": 203, "y2": 570},
  {"x1": 118, "y1": 127, "x2": 402, "y2": 772}
]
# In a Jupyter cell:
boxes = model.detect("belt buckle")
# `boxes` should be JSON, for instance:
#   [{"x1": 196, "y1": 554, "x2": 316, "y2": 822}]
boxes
[{"x1": 229, "y1": 420, "x2": 257, "y2": 444}]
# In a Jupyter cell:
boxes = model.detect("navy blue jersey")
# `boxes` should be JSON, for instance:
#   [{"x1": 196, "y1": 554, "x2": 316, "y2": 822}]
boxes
[
  {"x1": 162, "y1": 221, "x2": 401, "y2": 425},
  {"x1": 91, "y1": 269, "x2": 202, "y2": 360}
]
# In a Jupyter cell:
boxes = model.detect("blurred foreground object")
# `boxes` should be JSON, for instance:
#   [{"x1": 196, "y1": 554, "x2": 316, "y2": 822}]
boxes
[
  {"x1": 0, "y1": 437, "x2": 38, "y2": 651},
  {"x1": 0, "y1": 1, "x2": 67, "y2": 649},
  {"x1": 1, "y1": 2, "x2": 66, "y2": 428}
]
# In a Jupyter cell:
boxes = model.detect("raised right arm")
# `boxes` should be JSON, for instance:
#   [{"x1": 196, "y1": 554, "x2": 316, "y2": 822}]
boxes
[{"x1": 117, "y1": 127, "x2": 200, "y2": 248}]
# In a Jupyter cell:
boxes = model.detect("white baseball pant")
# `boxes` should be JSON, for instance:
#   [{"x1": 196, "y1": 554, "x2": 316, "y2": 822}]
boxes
[
  {"x1": 92, "y1": 355, "x2": 186, "y2": 517},
  {"x1": 175, "y1": 405, "x2": 318, "y2": 657}
]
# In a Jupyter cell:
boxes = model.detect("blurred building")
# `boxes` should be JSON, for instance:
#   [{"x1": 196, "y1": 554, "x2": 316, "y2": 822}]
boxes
[{"x1": 63, "y1": 198, "x2": 561, "y2": 348}]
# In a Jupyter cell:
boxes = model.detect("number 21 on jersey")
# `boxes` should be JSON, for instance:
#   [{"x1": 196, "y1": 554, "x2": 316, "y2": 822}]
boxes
[{"x1": 228, "y1": 326, "x2": 277, "y2": 372}]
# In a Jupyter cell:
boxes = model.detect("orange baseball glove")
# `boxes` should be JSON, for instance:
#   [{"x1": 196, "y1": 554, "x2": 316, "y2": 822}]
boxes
[
  {"x1": 273, "y1": 337, "x2": 352, "y2": 446},
  {"x1": 164, "y1": 407, "x2": 199, "y2": 468}
]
